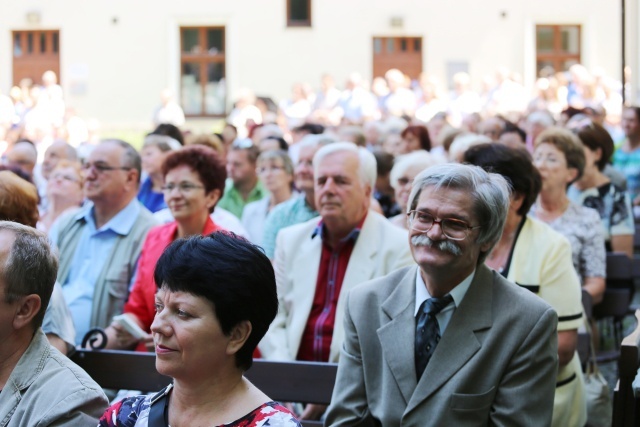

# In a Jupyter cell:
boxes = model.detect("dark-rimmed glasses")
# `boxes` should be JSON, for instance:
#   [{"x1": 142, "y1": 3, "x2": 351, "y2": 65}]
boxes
[{"x1": 407, "y1": 210, "x2": 481, "y2": 241}]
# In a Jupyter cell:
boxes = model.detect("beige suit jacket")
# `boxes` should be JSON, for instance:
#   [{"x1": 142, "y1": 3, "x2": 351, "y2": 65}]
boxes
[
  {"x1": 259, "y1": 211, "x2": 413, "y2": 362},
  {"x1": 325, "y1": 264, "x2": 559, "y2": 427}
]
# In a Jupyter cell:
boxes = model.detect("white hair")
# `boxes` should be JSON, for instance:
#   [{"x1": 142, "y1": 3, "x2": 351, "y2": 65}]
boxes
[
  {"x1": 313, "y1": 141, "x2": 377, "y2": 190},
  {"x1": 390, "y1": 151, "x2": 436, "y2": 190},
  {"x1": 448, "y1": 133, "x2": 492, "y2": 163},
  {"x1": 298, "y1": 134, "x2": 336, "y2": 151}
]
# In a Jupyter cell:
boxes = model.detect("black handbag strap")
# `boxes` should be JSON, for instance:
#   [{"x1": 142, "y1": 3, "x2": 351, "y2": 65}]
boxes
[{"x1": 149, "y1": 383, "x2": 173, "y2": 427}]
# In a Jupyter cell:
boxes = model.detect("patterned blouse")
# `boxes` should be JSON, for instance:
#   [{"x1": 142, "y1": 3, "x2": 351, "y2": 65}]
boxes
[
  {"x1": 98, "y1": 395, "x2": 302, "y2": 427},
  {"x1": 568, "y1": 182, "x2": 634, "y2": 244},
  {"x1": 529, "y1": 202, "x2": 606, "y2": 282}
]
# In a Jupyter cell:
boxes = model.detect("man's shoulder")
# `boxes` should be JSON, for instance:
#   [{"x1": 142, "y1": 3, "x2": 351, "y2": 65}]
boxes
[
  {"x1": 277, "y1": 215, "x2": 321, "y2": 240},
  {"x1": 489, "y1": 268, "x2": 555, "y2": 318},
  {"x1": 348, "y1": 265, "x2": 415, "y2": 303}
]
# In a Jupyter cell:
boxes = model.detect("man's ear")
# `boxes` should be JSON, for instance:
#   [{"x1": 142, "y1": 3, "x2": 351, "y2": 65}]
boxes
[
  {"x1": 12, "y1": 294, "x2": 41, "y2": 330},
  {"x1": 226, "y1": 320, "x2": 252, "y2": 356}
]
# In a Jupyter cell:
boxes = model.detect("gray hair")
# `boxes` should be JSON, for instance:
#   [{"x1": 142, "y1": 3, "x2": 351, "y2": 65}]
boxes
[
  {"x1": 101, "y1": 139, "x2": 142, "y2": 183},
  {"x1": 313, "y1": 141, "x2": 377, "y2": 189},
  {"x1": 143, "y1": 134, "x2": 181, "y2": 152},
  {"x1": 407, "y1": 163, "x2": 511, "y2": 264},
  {"x1": 298, "y1": 134, "x2": 336, "y2": 151},
  {"x1": 0, "y1": 221, "x2": 58, "y2": 329},
  {"x1": 390, "y1": 151, "x2": 436, "y2": 190},
  {"x1": 258, "y1": 149, "x2": 295, "y2": 177}
]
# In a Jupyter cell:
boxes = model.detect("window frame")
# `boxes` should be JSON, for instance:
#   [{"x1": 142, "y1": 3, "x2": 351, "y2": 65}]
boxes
[
  {"x1": 287, "y1": 0, "x2": 312, "y2": 27},
  {"x1": 535, "y1": 24, "x2": 581, "y2": 76},
  {"x1": 179, "y1": 26, "x2": 226, "y2": 118}
]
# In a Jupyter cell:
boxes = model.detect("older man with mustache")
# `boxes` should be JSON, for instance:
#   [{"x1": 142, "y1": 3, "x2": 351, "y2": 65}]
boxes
[
  {"x1": 260, "y1": 142, "x2": 413, "y2": 420},
  {"x1": 326, "y1": 163, "x2": 559, "y2": 427}
]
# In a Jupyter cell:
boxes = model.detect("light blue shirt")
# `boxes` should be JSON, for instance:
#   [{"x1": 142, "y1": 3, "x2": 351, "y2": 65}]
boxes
[
  {"x1": 61, "y1": 199, "x2": 142, "y2": 345},
  {"x1": 414, "y1": 268, "x2": 475, "y2": 335}
]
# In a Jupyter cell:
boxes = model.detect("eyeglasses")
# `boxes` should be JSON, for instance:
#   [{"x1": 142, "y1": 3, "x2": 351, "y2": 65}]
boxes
[
  {"x1": 407, "y1": 210, "x2": 481, "y2": 241},
  {"x1": 82, "y1": 162, "x2": 131, "y2": 174},
  {"x1": 51, "y1": 173, "x2": 79, "y2": 183},
  {"x1": 397, "y1": 177, "x2": 413, "y2": 186},
  {"x1": 161, "y1": 182, "x2": 205, "y2": 194},
  {"x1": 258, "y1": 165, "x2": 285, "y2": 174}
]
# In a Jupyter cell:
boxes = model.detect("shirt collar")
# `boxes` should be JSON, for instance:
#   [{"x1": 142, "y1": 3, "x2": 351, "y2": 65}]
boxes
[
  {"x1": 76, "y1": 198, "x2": 142, "y2": 236},
  {"x1": 311, "y1": 213, "x2": 367, "y2": 243},
  {"x1": 414, "y1": 267, "x2": 475, "y2": 316}
]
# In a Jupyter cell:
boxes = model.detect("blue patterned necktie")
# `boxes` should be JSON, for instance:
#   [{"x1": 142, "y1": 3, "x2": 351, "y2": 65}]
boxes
[{"x1": 415, "y1": 295, "x2": 453, "y2": 379}]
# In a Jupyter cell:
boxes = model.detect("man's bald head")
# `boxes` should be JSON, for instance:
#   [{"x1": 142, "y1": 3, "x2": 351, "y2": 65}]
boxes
[
  {"x1": 42, "y1": 141, "x2": 77, "y2": 180},
  {"x1": 6, "y1": 141, "x2": 37, "y2": 176}
]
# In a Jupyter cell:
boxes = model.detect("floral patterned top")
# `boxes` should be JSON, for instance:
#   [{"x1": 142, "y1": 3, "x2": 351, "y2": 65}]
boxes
[
  {"x1": 568, "y1": 182, "x2": 634, "y2": 245},
  {"x1": 529, "y1": 202, "x2": 606, "y2": 282},
  {"x1": 98, "y1": 395, "x2": 302, "y2": 427}
]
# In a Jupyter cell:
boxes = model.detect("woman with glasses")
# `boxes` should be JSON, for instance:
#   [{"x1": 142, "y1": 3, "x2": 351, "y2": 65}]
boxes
[
  {"x1": 388, "y1": 151, "x2": 435, "y2": 229},
  {"x1": 568, "y1": 120, "x2": 634, "y2": 258},
  {"x1": 529, "y1": 127, "x2": 606, "y2": 305},
  {"x1": 104, "y1": 145, "x2": 226, "y2": 351},
  {"x1": 37, "y1": 160, "x2": 85, "y2": 233},
  {"x1": 464, "y1": 143, "x2": 587, "y2": 427},
  {"x1": 241, "y1": 150, "x2": 294, "y2": 246}
]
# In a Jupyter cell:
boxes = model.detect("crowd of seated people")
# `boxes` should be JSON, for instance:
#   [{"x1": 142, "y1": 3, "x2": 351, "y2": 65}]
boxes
[{"x1": 0, "y1": 63, "x2": 638, "y2": 426}]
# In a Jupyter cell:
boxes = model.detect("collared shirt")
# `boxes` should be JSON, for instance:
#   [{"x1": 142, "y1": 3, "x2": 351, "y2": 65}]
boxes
[
  {"x1": 61, "y1": 199, "x2": 142, "y2": 345},
  {"x1": 414, "y1": 268, "x2": 475, "y2": 335},
  {"x1": 613, "y1": 144, "x2": 640, "y2": 199},
  {"x1": 217, "y1": 178, "x2": 269, "y2": 219},
  {"x1": 297, "y1": 215, "x2": 367, "y2": 362},
  {"x1": 262, "y1": 194, "x2": 318, "y2": 259}
]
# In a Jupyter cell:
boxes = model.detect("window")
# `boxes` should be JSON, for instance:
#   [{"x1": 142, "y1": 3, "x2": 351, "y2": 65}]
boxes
[
  {"x1": 180, "y1": 27, "x2": 226, "y2": 116},
  {"x1": 287, "y1": 0, "x2": 311, "y2": 27},
  {"x1": 536, "y1": 25, "x2": 581, "y2": 76},
  {"x1": 372, "y1": 37, "x2": 423, "y2": 80},
  {"x1": 12, "y1": 30, "x2": 60, "y2": 86}
]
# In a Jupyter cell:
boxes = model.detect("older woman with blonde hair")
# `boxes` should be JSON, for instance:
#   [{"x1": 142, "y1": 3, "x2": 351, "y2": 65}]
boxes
[
  {"x1": 530, "y1": 127, "x2": 606, "y2": 304},
  {"x1": 38, "y1": 160, "x2": 84, "y2": 232},
  {"x1": 388, "y1": 151, "x2": 435, "y2": 229}
]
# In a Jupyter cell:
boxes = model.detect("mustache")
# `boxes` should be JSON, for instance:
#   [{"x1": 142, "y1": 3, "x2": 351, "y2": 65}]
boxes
[{"x1": 411, "y1": 234, "x2": 462, "y2": 256}]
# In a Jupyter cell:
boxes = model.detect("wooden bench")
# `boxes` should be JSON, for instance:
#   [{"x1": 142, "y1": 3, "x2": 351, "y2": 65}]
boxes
[
  {"x1": 71, "y1": 349, "x2": 338, "y2": 427},
  {"x1": 613, "y1": 310, "x2": 640, "y2": 427}
]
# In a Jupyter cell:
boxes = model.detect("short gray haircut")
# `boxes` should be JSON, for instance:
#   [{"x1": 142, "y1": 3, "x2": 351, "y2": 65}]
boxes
[
  {"x1": 407, "y1": 163, "x2": 511, "y2": 263},
  {"x1": 298, "y1": 134, "x2": 336, "y2": 151},
  {"x1": 143, "y1": 134, "x2": 181, "y2": 152},
  {"x1": 313, "y1": 141, "x2": 377, "y2": 189},
  {"x1": 390, "y1": 151, "x2": 436, "y2": 190},
  {"x1": 0, "y1": 221, "x2": 58, "y2": 329},
  {"x1": 101, "y1": 139, "x2": 142, "y2": 183}
]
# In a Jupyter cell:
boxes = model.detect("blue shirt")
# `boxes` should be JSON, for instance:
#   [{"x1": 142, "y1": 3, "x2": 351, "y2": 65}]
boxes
[
  {"x1": 61, "y1": 199, "x2": 142, "y2": 345},
  {"x1": 262, "y1": 195, "x2": 318, "y2": 258},
  {"x1": 137, "y1": 176, "x2": 167, "y2": 213}
]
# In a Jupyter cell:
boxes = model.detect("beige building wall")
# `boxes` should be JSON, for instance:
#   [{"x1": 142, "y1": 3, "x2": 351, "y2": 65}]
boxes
[{"x1": 0, "y1": 0, "x2": 627, "y2": 129}]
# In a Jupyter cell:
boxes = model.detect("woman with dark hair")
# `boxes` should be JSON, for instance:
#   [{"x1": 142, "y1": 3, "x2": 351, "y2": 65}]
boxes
[
  {"x1": 105, "y1": 145, "x2": 227, "y2": 351},
  {"x1": 464, "y1": 143, "x2": 586, "y2": 427},
  {"x1": 530, "y1": 127, "x2": 606, "y2": 304},
  {"x1": 399, "y1": 124, "x2": 431, "y2": 154},
  {"x1": 99, "y1": 232, "x2": 301, "y2": 427},
  {"x1": 568, "y1": 120, "x2": 634, "y2": 257}
]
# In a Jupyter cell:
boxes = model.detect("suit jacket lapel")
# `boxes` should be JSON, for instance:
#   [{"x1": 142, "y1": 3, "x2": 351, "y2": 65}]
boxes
[
  {"x1": 288, "y1": 229, "x2": 322, "y2": 359},
  {"x1": 377, "y1": 266, "x2": 419, "y2": 404},
  {"x1": 405, "y1": 265, "x2": 495, "y2": 414}
]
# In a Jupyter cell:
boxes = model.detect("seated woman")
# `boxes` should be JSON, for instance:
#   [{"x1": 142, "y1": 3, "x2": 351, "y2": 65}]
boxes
[
  {"x1": 99, "y1": 232, "x2": 301, "y2": 427},
  {"x1": 567, "y1": 120, "x2": 634, "y2": 257},
  {"x1": 137, "y1": 134, "x2": 181, "y2": 213},
  {"x1": 399, "y1": 124, "x2": 431, "y2": 154},
  {"x1": 37, "y1": 160, "x2": 84, "y2": 233},
  {"x1": 241, "y1": 150, "x2": 294, "y2": 246},
  {"x1": 529, "y1": 127, "x2": 607, "y2": 304},
  {"x1": 105, "y1": 145, "x2": 226, "y2": 351},
  {"x1": 464, "y1": 143, "x2": 586, "y2": 427},
  {"x1": 388, "y1": 151, "x2": 435, "y2": 229}
]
